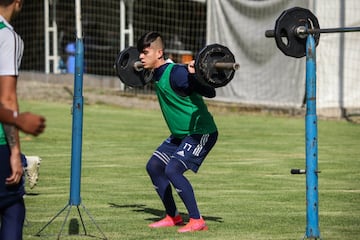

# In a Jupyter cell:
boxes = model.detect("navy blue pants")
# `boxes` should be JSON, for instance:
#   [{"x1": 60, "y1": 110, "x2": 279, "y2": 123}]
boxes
[
  {"x1": 0, "y1": 145, "x2": 25, "y2": 240},
  {"x1": 0, "y1": 198, "x2": 25, "y2": 240}
]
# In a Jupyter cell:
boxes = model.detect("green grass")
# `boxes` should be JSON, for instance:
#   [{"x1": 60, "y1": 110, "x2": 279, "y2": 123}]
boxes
[{"x1": 19, "y1": 100, "x2": 360, "y2": 240}]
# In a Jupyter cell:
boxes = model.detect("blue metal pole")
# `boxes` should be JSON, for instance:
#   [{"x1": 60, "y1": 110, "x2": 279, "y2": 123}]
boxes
[
  {"x1": 69, "y1": 38, "x2": 84, "y2": 206},
  {"x1": 305, "y1": 34, "x2": 320, "y2": 238}
]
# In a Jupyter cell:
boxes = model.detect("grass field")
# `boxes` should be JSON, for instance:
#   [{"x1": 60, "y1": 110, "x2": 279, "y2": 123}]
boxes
[{"x1": 19, "y1": 100, "x2": 360, "y2": 240}]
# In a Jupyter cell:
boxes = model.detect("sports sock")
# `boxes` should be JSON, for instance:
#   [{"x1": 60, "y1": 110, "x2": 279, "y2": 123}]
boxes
[{"x1": 146, "y1": 157, "x2": 178, "y2": 217}]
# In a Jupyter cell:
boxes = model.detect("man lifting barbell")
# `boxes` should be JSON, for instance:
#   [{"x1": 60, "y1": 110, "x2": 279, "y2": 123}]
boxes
[
  {"x1": 132, "y1": 31, "x2": 218, "y2": 233},
  {"x1": 115, "y1": 41, "x2": 239, "y2": 88}
]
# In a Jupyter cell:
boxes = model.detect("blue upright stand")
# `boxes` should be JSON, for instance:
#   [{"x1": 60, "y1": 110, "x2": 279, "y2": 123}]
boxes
[
  {"x1": 69, "y1": 38, "x2": 84, "y2": 207},
  {"x1": 304, "y1": 34, "x2": 321, "y2": 239},
  {"x1": 35, "y1": 39, "x2": 107, "y2": 240}
]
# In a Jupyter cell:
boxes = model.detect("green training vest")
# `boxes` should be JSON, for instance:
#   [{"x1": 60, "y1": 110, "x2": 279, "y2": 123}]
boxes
[
  {"x1": 0, "y1": 125, "x2": 6, "y2": 145},
  {"x1": 155, "y1": 64, "x2": 217, "y2": 138}
]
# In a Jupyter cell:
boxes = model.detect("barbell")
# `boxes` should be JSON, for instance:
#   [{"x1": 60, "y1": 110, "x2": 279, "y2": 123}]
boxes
[
  {"x1": 115, "y1": 44, "x2": 240, "y2": 88},
  {"x1": 265, "y1": 7, "x2": 360, "y2": 58}
]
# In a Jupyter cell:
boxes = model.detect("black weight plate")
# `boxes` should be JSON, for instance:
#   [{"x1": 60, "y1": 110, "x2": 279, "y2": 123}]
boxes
[
  {"x1": 115, "y1": 46, "x2": 147, "y2": 87},
  {"x1": 195, "y1": 44, "x2": 236, "y2": 88},
  {"x1": 274, "y1": 7, "x2": 320, "y2": 58}
]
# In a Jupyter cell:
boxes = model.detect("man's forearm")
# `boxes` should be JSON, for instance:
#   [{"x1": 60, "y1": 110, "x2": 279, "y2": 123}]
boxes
[
  {"x1": 0, "y1": 108, "x2": 17, "y2": 126},
  {"x1": 3, "y1": 123, "x2": 18, "y2": 148}
]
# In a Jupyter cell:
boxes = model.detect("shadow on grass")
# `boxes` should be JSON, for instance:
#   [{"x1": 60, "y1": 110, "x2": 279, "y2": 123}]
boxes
[
  {"x1": 108, "y1": 203, "x2": 223, "y2": 223},
  {"x1": 69, "y1": 218, "x2": 79, "y2": 235},
  {"x1": 25, "y1": 192, "x2": 40, "y2": 196}
]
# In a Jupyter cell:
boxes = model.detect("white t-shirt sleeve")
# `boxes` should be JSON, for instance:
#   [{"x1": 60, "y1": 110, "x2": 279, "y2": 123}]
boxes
[{"x1": 0, "y1": 29, "x2": 24, "y2": 76}]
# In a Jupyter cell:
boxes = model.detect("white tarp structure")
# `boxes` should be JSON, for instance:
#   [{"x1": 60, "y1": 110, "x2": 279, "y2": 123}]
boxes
[
  {"x1": 207, "y1": 0, "x2": 360, "y2": 117},
  {"x1": 315, "y1": 0, "x2": 360, "y2": 115}
]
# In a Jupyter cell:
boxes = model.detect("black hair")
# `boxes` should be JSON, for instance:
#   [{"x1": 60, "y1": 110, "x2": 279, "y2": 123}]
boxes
[
  {"x1": 0, "y1": 0, "x2": 16, "y2": 7},
  {"x1": 136, "y1": 31, "x2": 164, "y2": 52}
]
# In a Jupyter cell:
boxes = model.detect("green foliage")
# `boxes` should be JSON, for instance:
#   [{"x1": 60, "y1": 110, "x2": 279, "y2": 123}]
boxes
[{"x1": 20, "y1": 101, "x2": 360, "y2": 240}]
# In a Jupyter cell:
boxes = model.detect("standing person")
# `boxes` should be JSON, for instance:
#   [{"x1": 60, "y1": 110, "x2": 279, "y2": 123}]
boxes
[
  {"x1": 138, "y1": 31, "x2": 218, "y2": 233},
  {"x1": 0, "y1": 0, "x2": 41, "y2": 239}
]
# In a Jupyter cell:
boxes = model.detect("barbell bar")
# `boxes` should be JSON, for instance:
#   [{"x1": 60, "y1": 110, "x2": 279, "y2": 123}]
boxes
[
  {"x1": 115, "y1": 43, "x2": 240, "y2": 88},
  {"x1": 133, "y1": 60, "x2": 240, "y2": 72},
  {"x1": 265, "y1": 26, "x2": 360, "y2": 38}
]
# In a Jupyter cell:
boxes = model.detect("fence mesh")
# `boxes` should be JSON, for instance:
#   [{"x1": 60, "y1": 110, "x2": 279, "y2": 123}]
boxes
[{"x1": 13, "y1": 0, "x2": 206, "y2": 76}]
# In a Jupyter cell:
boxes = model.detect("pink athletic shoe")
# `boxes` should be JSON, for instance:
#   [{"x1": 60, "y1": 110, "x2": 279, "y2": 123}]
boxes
[
  {"x1": 177, "y1": 217, "x2": 208, "y2": 233},
  {"x1": 148, "y1": 215, "x2": 184, "y2": 228}
]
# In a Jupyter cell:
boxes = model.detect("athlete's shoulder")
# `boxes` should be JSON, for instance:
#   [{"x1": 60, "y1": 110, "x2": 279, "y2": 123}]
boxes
[
  {"x1": 0, "y1": 21, "x2": 19, "y2": 43},
  {"x1": 172, "y1": 63, "x2": 187, "y2": 72},
  {"x1": 0, "y1": 28, "x2": 18, "y2": 51}
]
